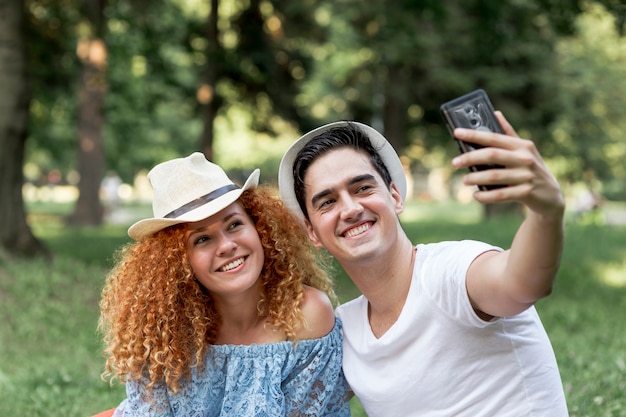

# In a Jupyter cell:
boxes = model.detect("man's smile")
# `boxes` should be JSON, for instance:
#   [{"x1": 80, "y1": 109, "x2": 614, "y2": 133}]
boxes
[{"x1": 343, "y1": 222, "x2": 372, "y2": 238}]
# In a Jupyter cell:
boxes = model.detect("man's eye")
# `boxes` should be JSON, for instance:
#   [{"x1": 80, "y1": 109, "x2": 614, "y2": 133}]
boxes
[{"x1": 319, "y1": 199, "x2": 334, "y2": 209}]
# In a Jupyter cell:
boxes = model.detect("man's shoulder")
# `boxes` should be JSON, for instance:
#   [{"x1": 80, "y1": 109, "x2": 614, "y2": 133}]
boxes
[
  {"x1": 417, "y1": 240, "x2": 497, "y2": 259},
  {"x1": 335, "y1": 295, "x2": 367, "y2": 321}
]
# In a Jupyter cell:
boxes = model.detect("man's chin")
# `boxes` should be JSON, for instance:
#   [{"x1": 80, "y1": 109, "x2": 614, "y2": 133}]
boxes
[{"x1": 335, "y1": 240, "x2": 379, "y2": 261}]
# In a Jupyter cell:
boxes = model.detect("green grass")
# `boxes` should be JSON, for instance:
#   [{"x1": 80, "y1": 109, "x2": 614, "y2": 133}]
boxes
[{"x1": 1, "y1": 200, "x2": 625, "y2": 416}]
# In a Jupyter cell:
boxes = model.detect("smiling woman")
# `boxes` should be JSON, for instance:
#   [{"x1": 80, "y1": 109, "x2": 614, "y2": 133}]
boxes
[{"x1": 96, "y1": 152, "x2": 351, "y2": 416}]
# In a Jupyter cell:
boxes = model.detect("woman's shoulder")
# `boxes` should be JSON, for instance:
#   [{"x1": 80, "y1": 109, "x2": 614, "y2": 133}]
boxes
[{"x1": 294, "y1": 285, "x2": 336, "y2": 340}]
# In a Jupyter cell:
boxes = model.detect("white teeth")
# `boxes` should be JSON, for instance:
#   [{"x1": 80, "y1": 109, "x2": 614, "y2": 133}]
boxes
[
  {"x1": 345, "y1": 224, "x2": 369, "y2": 238},
  {"x1": 220, "y1": 257, "x2": 244, "y2": 272}
]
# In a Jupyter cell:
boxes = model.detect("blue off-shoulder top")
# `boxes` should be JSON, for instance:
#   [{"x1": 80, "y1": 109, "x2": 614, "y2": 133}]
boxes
[{"x1": 113, "y1": 319, "x2": 351, "y2": 416}]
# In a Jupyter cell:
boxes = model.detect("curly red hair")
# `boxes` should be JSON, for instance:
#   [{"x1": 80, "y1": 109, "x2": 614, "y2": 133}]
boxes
[{"x1": 99, "y1": 186, "x2": 336, "y2": 393}]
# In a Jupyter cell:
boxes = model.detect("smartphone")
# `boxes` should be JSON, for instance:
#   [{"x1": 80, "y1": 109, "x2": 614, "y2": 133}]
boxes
[{"x1": 440, "y1": 89, "x2": 505, "y2": 191}]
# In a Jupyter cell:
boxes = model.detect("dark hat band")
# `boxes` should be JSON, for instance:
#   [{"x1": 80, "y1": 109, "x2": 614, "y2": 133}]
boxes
[{"x1": 164, "y1": 184, "x2": 239, "y2": 219}]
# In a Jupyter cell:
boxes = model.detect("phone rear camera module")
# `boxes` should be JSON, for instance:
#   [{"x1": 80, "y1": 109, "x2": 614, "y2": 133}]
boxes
[{"x1": 463, "y1": 105, "x2": 482, "y2": 129}]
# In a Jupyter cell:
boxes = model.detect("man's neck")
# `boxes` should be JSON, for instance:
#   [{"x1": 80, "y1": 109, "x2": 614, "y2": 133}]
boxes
[{"x1": 342, "y1": 235, "x2": 416, "y2": 337}]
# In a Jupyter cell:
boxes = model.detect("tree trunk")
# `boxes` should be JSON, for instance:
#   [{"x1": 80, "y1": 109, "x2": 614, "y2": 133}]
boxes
[
  {"x1": 198, "y1": 0, "x2": 220, "y2": 160},
  {"x1": 382, "y1": 64, "x2": 409, "y2": 154},
  {"x1": 67, "y1": 26, "x2": 107, "y2": 225},
  {"x1": 0, "y1": 0, "x2": 49, "y2": 258},
  {"x1": 484, "y1": 201, "x2": 525, "y2": 219}
]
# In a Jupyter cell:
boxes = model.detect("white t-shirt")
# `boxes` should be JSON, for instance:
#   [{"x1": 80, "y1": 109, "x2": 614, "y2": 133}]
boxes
[{"x1": 336, "y1": 240, "x2": 568, "y2": 417}]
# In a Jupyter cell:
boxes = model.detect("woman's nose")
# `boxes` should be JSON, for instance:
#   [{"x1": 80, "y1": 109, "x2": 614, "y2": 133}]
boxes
[{"x1": 216, "y1": 236, "x2": 237, "y2": 256}]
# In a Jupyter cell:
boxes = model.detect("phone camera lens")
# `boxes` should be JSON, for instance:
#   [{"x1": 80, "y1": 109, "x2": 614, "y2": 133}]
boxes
[{"x1": 463, "y1": 105, "x2": 482, "y2": 128}]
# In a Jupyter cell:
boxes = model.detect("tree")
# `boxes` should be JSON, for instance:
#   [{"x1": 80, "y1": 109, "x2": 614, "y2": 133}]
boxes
[
  {"x1": 13, "y1": 0, "x2": 626, "y2": 226},
  {"x1": 198, "y1": 0, "x2": 220, "y2": 160},
  {"x1": 193, "y1": 0, "x2": 325, "y2": 158},
  {"x1": 549, "y1": 2, "x2": 626, "y2": 199},
  {"x1": 67, "y1": 0, "x2": 108, "y2": 226},
  {"x1": 104, "y1": 0, "x2": 202, "y2": 176},
  {"x1": 294, "y1": 0, "x2": 597, "y2": 217},
  {"x1": 0, "y1": 0, "x2": 49, "y2": 258}
]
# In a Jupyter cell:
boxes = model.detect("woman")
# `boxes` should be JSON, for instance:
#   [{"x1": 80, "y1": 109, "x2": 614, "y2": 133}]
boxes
[{"x1": 98, "y1": 152, "x2": 350, "y2": 416}]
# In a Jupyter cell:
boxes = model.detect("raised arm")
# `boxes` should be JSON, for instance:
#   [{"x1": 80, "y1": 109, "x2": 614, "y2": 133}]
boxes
[{"x1": 452, "y1": 111, "x2": 565, "y2": 318}]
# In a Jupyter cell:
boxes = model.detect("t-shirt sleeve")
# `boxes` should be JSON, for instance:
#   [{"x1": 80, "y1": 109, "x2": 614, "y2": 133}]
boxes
[{"x1": 419, "y1": 240, "x2": 501, "y2": 328}]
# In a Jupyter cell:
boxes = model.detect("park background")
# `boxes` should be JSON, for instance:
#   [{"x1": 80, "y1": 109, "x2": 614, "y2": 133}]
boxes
[{"x1": 1, "y1": 0, "x2": 625, "y2": 416}]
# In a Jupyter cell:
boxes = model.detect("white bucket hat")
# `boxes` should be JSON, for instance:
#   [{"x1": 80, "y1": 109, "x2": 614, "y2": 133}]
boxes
[
  {"x1": 278, "y1": 121, "x2": 407, "y2": 221},
  {"x1": 128, "y1": 152, "x2": 260, "y2": 240}
]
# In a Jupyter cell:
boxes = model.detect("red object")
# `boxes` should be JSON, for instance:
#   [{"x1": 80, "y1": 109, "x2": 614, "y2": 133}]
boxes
[{"x1": 91, "y1": 409, "x2": 116, "y2": 417}]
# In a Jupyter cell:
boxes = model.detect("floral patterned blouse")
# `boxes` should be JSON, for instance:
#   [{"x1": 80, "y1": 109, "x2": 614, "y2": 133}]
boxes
[{"x1": 113, "y1": 319, "x2": 351, "y2": 416}]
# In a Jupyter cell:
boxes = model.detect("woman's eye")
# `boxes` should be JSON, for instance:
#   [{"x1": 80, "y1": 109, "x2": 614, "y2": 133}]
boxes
[
  {"x1": 228, "y1": 220, "x2": 244, "y2": 230},
  {"x1": 193, "y1": 235, "x2": 209, "y2": 245}
]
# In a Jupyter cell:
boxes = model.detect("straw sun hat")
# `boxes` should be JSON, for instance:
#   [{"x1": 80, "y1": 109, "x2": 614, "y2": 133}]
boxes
[
  {"x1": 278, "y1": 121, "x2": 407, "y2": 222},
  {"x1": 128, "y1": 152, "x2": 260, "y2": 240}
]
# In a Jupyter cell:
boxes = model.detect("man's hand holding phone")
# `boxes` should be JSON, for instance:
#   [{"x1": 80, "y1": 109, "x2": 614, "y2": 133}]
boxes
[
  {"x1": 449, "y1": 106, "x2": 564, "y2": 217},
  {"x1": 449, "y1": 110, "x2": 517, "y2": 198},
  {"x1": 440, "y1": 89, "x2": 506, "y2": 191}
]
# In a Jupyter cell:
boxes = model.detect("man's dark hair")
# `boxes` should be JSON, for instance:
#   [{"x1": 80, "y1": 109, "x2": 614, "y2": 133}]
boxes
[{"x1": 293, "y1": 122, "x2": 393, "y2": 221}]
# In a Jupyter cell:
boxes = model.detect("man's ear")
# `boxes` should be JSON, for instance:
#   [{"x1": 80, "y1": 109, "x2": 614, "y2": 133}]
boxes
[
  {"x1": 390, "y1": 182, "x2": 404, "y2": 215},
  {"x1": 304, "y1": 218, "x2": 324, "y2": 249}
]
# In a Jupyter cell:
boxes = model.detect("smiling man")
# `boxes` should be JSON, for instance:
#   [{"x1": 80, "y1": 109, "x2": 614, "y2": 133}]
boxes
[{"x1": 278, "y1": 117, "x2": 569, "y2": 417}]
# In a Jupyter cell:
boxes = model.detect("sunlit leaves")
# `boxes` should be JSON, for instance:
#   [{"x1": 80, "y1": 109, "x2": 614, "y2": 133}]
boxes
[{"x1": 551, "y1": 2, "x2": 626, "y2": 196}]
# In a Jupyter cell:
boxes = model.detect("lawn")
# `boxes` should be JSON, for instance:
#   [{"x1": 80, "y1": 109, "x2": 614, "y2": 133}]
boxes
[{"x1": 0, "y1": 199, "x2": 624, "y2": 416}]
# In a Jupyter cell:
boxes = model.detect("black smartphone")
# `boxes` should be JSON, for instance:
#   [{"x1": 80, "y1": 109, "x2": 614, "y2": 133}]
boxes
[{"x1": 440, "y1": 89, "x2": 505, "y2": 191}]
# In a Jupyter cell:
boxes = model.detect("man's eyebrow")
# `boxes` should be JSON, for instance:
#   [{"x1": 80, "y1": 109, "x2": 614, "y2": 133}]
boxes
[
  {"x1": 309, "y1": 174, "x2": 377, "y2": 208},
  {"x1": 310, "y1": 189, "x2": 332, "y2": 208},
  {"x1": 349, "y1": 174, "x2": 376, "y2": 186}
]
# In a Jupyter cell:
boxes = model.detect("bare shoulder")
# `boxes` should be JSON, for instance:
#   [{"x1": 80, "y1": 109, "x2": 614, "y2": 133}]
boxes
[{"x1": 295, "y1": 285, "x2": 336, "y2": 340}]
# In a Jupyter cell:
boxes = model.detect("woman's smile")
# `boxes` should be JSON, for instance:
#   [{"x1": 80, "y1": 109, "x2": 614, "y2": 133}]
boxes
[{"x1": 218, "y1": 256, "x2": 247, "y2": 272}]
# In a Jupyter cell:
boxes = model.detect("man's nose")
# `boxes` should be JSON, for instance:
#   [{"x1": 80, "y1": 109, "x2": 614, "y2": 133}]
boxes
[{"x1": 339, "y1": 195, "x2": 363, "y2": 221}]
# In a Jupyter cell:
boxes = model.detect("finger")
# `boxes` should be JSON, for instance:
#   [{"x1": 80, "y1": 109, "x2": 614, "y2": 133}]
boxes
[
  {"x1": 472, "y1": 183, "x2": 531, "y2": 204},
  {"x1": 452, "y1": 146, "x2": 514, "y2": 170},
  {"x1": 462, "y1": 166, "x2": 532, "y2": 189},
  {"x1": 472, "y1": 187, "x2": 510, "y2": 204},
  {"x1": 453, "y1": 127, "x2": 519, "y2": 151},
  {"x1": 453, "y1": 110, "x2": 520, "y2": 149},
  {"x1": 494, "y1": 111, "x2": 519, "y2": 138}
]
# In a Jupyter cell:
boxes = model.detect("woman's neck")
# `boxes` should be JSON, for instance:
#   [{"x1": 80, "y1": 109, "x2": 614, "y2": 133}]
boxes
[{"x1": 212, "y1": 290, "x2": 285, "y2": 345}]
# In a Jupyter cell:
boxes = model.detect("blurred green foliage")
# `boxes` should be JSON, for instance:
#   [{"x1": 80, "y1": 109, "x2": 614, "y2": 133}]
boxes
[{"x1": 19, "y1": 0, "x2": 626, "y2": 200}]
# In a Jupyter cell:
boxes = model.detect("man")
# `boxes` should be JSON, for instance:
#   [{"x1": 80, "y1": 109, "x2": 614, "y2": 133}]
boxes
[{"x1": 278, "y1": 113, "x2": 568, "y2": 416}]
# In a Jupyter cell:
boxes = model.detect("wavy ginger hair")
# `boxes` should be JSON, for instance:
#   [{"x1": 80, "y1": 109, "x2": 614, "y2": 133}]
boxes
[{"x1": 98, "y1": 186, "x2": 336, "y2": 394}]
